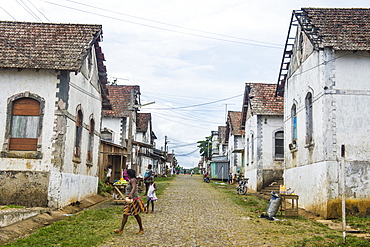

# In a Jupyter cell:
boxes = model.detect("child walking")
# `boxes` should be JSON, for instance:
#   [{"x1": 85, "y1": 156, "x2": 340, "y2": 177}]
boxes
[{"x1": 146, "y1": 181, "x2": 158, "y2": 213}]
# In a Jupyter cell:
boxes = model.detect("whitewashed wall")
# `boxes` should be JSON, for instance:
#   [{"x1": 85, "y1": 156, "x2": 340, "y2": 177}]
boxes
[
  {"x1": 244, "y1": 114, "x2": 283, "y2": 191},
  {"x1": 101, "y1": 117, "x2": 123, "y2": 145},
  {"x1": 284, "y1": 47, "x2": 370, "y2": 218},
  {"x1": 0, "y1": 69, "x2": 58, "y2": 171}
]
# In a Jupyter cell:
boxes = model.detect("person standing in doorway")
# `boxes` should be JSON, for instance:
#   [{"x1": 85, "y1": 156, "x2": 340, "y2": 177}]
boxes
[
  {"x1": 114, "y1": 169, "x2": 145, "y2": 234},
  {"x1": 144, "y1": 164, "x2": 153, "y2": 196},
  {"x1": 105, "y1": 165, "x2": 112, "y2": 184}
]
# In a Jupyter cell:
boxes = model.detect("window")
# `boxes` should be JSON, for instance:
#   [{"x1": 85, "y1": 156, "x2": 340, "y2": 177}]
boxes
[
  {"x1": 74, "y1": 110, "x2": 83, "y2": 158},
  {"x1": 87, "y1": 118, "x2": 94, "y2": 162},
  {"x1": 275, "y1": 131, "x2": 284, "y2": 159},
  {"x1": 305, "y1": 93, "x2": 313, "y2": 144},
  {"x1": 291, "y1": 104, "x2": 297, "y2": 141},
  {"x1": 251, "y1": 133, "x2": 254, "y2": 162},
  {"x1": 9, "y1": 98, "x2": 40, "y2": 151},
  {"x1": 101, "y1": 129, "x2": 113, "y2": 141}
]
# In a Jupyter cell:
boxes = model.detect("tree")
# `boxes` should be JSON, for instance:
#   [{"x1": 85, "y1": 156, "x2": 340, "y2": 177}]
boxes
[{"x1": 197, "y1": 136, "x2": 212, "y2": 159}]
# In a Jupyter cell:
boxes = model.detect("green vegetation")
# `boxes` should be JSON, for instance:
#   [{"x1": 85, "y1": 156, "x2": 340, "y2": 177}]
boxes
[
  {"x1": 210, "y1": 181, "x2": 370, "y2": 246},
  {"x1": 0, "y1": 205, "x2": 24, "y2": 210},
  {"x1": 3, "y1": 176, "x2": 174, "y2": 247},
  {"x1": 97, "y1": 181, "x2": 113, "y2": 195}
]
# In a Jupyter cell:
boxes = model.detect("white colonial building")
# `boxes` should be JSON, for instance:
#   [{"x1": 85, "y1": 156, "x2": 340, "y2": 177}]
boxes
[
  {"x1": 277, "y1": 8, "x2": 370, "y2": 218},
  {"x1": 241, "y1": 83, "x2": 284, "y2": 191},
  {"x1": 0, "y1": 21, "x2": 109, "y2": 208}
]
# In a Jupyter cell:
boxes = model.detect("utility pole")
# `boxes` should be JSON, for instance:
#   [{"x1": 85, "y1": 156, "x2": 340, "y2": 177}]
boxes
[
  {"x1": 127, "y1": 89, "x2": 134, "y2": 170},
  {"x1": 223, "y1": 103, "x2": 235, "y2": 123}
]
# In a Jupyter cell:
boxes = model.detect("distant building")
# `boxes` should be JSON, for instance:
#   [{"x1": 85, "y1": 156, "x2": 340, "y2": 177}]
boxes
[{"x1": 241, "y1": 83, "x2": 284, "y2": 191}]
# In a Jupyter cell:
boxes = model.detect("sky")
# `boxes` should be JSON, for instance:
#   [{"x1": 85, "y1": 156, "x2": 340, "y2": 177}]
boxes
[{"x1": 1, "y1": 0, "x2": 369, "y2": 168}]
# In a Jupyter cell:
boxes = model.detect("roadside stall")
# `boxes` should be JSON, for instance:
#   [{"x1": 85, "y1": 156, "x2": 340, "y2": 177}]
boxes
[{"x1": 113, "y1": 178, "x2": 128, "y2": 204}]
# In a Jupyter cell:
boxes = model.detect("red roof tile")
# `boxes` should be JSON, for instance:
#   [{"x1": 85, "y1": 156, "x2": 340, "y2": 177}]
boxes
[
  {"x1": 136, "y1": 113, "x2": 151, "y2": 132},
  {"x1": 0, "y1": 21, "x2": 102, "y2": 70},
  {"x1": 103, "y1": 85, "x2": 140, "y2": 117},
  {"x1": 302, "y1": 8, "x2": 370, "y2": 50},
  {"x1": 227, "y1": 111, "x2": 244, "y2": 136},
  {"x1": 245, "y1": 83, "x2": 283, "y2": 115}
]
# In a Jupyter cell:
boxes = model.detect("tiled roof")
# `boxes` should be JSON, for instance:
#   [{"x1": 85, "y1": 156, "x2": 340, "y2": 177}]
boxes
[
  {"x1": 302, "y1": 8, "x2": 370, "y2": 50},
  {"x1": 103, "y1": 85, "x2": 140, "y2": 117},
  {"x1": 136, "y1": 113, "x2": 151, "y2": 132},
  {"x1": 0, "y1": 21, "x2": 102, "y2": 70},
  {"x1": 227, "y1": 111, "x2": 244, "y2": 136},
  {"x1": 218, "y1": 126, "x2": 227, "y2": 144},
  {"x1": 245, "y1": 83, "x2": 283, "y2": 115}
]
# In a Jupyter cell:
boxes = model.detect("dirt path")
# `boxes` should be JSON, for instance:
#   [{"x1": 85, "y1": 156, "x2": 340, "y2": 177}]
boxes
[{"x1": 100, "y1": 175, "x2": 291, "y2": 247}]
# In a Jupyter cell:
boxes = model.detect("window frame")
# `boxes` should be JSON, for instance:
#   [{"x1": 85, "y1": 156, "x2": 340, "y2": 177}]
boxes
[
  {"x1": 87, "y1": 118, "x2": 95, "y2": 162},
  {"x1": 2, "y1": 93, "x2": 44, "y2": 159},
  {"x1": 274, "y1": 130, "x2": 284, "y2": 160},
  {"x1": 74, "y1": 109, "x2": 83, "y2": 158},
  {"x1": 305, "y1": 92, "x2": 313, "y2": 144},
  {"x1": 291, "y1": 104, "x2": 297, "y2": 141}
]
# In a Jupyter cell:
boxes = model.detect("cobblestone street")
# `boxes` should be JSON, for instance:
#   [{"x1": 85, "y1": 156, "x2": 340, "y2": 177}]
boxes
[{"x1": 101, "y1": 175, "x2": 287, "y2": 247}]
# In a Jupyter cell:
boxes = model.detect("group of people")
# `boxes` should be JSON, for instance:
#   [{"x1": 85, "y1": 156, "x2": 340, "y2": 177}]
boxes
[
  {"x1": 227, "y1": 172, "x2": 244, "y2": 184},
  {"x1": 113, "y1": 164, "x2": 158, "y2": 235}
]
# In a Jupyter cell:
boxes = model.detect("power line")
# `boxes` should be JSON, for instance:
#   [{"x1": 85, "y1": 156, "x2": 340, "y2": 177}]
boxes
[
  {"x1": 42, "y1": 1, "x2": 282, "y2": 49},
  {"x1": 27, "y1": 0, "x2": 51, "y2": 22},
  {"x1": 146, "y1": 93, "x2": 243, "y2": 110},
  {"x1": 175, "y1": 148, "x2": 200, "y2": 156},
  {"x1": 151, "y1": 112, "x2": 210, "y2": 130},
  {"x1": 66, "y1": 0, "x2": 281, "y2": 47},
  {"x1": 16, "y1": 0, "x2": 42, "y2": 22},
  {"x1": 1, "y1": 7, "x2": 17, "y2": 20}
]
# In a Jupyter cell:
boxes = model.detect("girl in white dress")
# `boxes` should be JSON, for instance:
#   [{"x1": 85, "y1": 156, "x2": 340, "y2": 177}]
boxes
[{"x1": 146, "y1": 181, "x2": 158, "y2": 213}]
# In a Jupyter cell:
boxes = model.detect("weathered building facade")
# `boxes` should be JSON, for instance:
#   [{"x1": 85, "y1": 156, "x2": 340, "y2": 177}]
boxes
[
  {"x1": 242, "y1": 83, "x2": 284, "y2": 191},
  {"x1": 0, "y1": 21, "x2": 109, "y2": 208},
  {"x1": 226, "y1": 111, "x2": 245, "y2": 175},
  {"x1": 100, "y1": 85, "x2": 140, "y2": 180},
  {"x1": 277, "y1": 8, "x2": 370, "y2": 218}
]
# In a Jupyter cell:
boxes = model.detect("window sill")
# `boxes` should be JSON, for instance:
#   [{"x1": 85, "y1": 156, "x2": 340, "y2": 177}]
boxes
[
  {"x1": 1, "y1": 151, "x2": 43, "y2": 159},
  {"x1": 274, "y1": 157, "x2": 284, "y2": 161},
  {"x1": 72, "y1": 156, "x2": 81, "y2": 164},
  {"x1": 86, "y1": 160, "x2": 93, "y2": 167},
  {"x1": 305, "y1": 142, "x2": 315, "y2": 149}
]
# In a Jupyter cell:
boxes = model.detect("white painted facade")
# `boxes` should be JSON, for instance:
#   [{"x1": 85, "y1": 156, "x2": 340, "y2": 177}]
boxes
[
  {"x1": 244, "y1": 115, "x2": 284, "y2": 191},
  {"x1": 283, "y1": 28, "x2": 370, "y2": 218},
  {"x1": 0, "y1": 45, "x2": 103, "y2": 208},
  {"x1": 227, "y1": 134, "x2": 244, "y2": 175}
]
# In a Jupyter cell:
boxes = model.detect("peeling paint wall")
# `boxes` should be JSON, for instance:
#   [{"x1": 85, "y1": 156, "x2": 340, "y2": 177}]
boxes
[
  {"x1": 284, "y1": 47, "x2": 370, "y2": 218},
  {"x1": 0, "y1": 171, "x2": 49, "y2": 207},
  {"x1": 0, "y1": 46, "x2": 102, "y2": 208},
  {"x1": 244, "y1": 114, "x2": 284, "y2": 191}
]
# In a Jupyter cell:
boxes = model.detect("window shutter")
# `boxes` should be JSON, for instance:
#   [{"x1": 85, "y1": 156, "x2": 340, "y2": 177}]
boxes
[{"x1": 10, "y1": 98, "x2": 40, "y2": 151}]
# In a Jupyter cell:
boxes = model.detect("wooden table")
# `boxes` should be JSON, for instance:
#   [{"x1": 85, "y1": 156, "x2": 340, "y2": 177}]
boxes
[
  {"x1": 280, "y1": 194, "x2": 299, "y2": 216},
  {"x1": 113, "y1": 185, "x2": 126, "y2": 204}
]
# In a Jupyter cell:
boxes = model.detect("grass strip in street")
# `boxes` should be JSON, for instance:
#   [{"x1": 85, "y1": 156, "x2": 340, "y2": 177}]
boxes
[
  {"x1": 209, "y1": 180, "x2": 370, "y2": 246},
  {"x1": 2, "y1": 176, "x2": 174, "y2": 247}
]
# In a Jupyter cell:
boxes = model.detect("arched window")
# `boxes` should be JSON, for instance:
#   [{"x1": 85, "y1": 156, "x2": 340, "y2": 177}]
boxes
[
  {"x1": 87, "y1": 118, "x2": 94, "y2": 162},
  {"x1": 9, "y1": 98, "x2": 40, "y2": 151},
  {"x1": 291, "y1": 104, "x2": 297, "y2": 141},
  {"x1": 74, "y1": 110, "x2": 83, "y2": 158},
  {"x1": 275, "y1": 131, "x2": 284, "y2": 159},
  {"x1": 305, "y1": 93, "x2": 313, "y2": 144}
]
